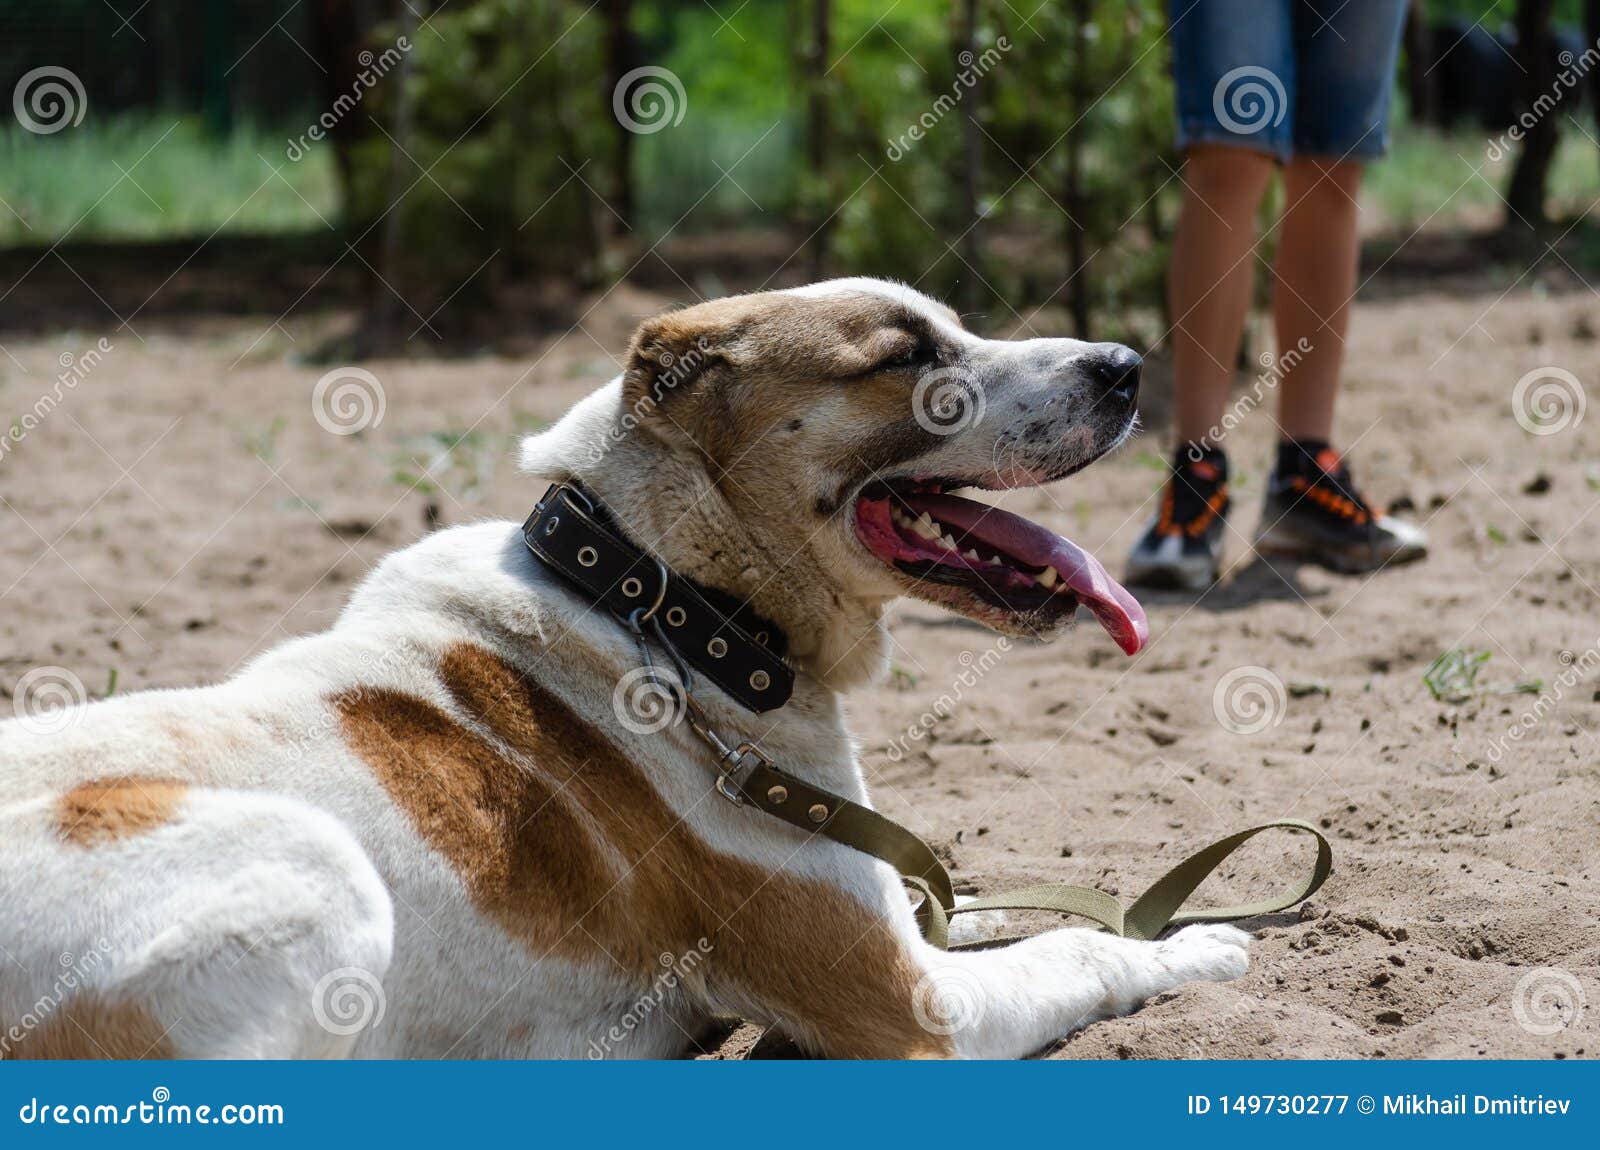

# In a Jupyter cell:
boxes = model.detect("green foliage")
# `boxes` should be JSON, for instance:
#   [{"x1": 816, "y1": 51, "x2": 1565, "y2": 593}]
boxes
[
  {"x1": 1367, "y1": 111, "x2": 1600, "y2": 229},
  {"x1": 978, "y1": 1, "x2": 1176, "y2": 336},
  {"x1": 8, "y1": 0, "x2": 1600, "y2": 339},
  {"x1": 347, "y1": 0, "x2": 613, "y2": 295},
  {"x1": 798, "y1": 1, "x2": 1176, "y2": 336},
  {"x1": 0, "y1": 115, "x2": 338, "y2": 247},
  {"x1": 633, "y1": 0, "x2": 800, "y2": 232}
]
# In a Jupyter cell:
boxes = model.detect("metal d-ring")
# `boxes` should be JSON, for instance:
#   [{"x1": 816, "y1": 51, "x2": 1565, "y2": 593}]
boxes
[
  {"x1": 558, "y1": 484, "x2": 595, "y2": 514},
  {"x1": 632, "y1": 557, "x2": 670, "y2": 625}
]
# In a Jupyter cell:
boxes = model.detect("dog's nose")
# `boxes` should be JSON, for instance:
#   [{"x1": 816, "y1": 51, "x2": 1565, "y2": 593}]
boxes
[{"x1": 1083, "y1": 344, "x2": 1142, "y2": 406}]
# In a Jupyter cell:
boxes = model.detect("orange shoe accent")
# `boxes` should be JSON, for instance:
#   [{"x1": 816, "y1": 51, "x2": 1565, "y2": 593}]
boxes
[
  {"x1": 1156, "y1": 476, "x2": 1227, "y2": 538},
  {"x1": 1186, "y1": 490, "x2": 1229, "y2": 537},
  {"x1": 1292, "y1": 474, "x2": 1372, "y2": 525}
]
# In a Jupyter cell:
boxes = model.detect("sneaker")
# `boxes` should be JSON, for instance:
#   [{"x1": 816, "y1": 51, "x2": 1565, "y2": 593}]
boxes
[
  {"x1": 1254, "y1": 442, "x2": 1427, "y2": 573},
  {"x1": 1126, "y1": 446, "x2": 1231, "y2": 590}
]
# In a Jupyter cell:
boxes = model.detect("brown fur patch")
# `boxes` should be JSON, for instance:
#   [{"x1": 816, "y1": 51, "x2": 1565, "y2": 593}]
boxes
[
  {"x1": 2, "y1": 999, "x2": 172, "y2": 1060},
  {"x1": 336, "y1": 643, "x2": 949, "y2": 1057},
  {"x1": 624, "y1": 291, "x2": 945, "y2": 476},
  {"x1": 57, "y1": 778, "x2": 187, "y2": 847}
]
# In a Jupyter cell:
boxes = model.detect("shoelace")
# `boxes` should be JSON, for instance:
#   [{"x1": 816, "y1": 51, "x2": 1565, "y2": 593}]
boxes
[
  {"x1": 1157, "y1": 460, "x2": 1228, "y2": 538},
  {"x1": 1282, "y1": 450, "x2": 1372, "y2": 526}
]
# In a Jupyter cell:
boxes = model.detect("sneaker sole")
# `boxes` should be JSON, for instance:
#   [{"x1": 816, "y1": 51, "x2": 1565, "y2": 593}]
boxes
[
  {"x1": 1125, "y1": 559, "x2": 1220, "y2": 592},
  {"x1": 1254, "y1": 522, "x2": 1427, "y2": 575}
]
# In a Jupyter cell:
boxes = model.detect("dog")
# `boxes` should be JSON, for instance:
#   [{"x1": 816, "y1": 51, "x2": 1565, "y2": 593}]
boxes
[{"x1": 0, "y1": 278, "x2": 1250, "y2": 1060}]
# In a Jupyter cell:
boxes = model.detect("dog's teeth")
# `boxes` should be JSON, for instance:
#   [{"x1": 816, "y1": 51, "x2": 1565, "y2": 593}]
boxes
[
  {"x1": 1036, "y1": 565, "x2": 1059, "y2": 589},
  {"x1": 963, "y1": 548, "x2": 981, "y2": 561},
  {"x1": 911, "y1": 514, "x2": 939, "y2": 540},
  {"x1": 941, "y1": 534, "x2": 958, "y2": 550}
]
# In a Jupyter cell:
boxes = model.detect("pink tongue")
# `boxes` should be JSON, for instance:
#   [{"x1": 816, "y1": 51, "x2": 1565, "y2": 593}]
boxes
[{"x1": 905, "y1": 493, "x2": 1149, "y2": 655}]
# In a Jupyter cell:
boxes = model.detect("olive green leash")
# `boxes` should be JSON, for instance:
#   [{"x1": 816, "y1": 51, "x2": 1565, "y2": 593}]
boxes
[
  {"x1": 725, "y1": 751, "x2": 1331, "y2": 1059},
  {"x1": 721, "y1": 748, "x2": 1332, "y2": 949}
]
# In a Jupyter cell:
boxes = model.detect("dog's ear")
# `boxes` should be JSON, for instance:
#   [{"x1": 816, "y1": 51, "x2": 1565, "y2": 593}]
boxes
[{"x1": 619, "y1": 305, "x2": 734, "y2": 418}]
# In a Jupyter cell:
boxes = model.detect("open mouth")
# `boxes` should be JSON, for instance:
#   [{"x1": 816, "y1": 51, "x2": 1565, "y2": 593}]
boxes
[{"x1": 854, "y1": 478, "x2": 1149, "y2": 655}]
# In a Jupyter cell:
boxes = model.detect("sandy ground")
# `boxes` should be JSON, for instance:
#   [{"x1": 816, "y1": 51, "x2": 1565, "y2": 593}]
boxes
[{"x1": 1, "y1": 273, "x2": 1597, "y2": 1060}]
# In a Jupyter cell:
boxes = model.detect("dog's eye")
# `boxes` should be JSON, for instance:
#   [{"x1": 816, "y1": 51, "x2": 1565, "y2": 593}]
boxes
[{"x1": 876, "y1": 341, "x2": 939, "y2": 372}]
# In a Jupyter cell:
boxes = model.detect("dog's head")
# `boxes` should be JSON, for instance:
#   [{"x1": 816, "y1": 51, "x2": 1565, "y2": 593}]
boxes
[{"x1": 521, "y1": 278, "x2": 1146, "y2": 686}]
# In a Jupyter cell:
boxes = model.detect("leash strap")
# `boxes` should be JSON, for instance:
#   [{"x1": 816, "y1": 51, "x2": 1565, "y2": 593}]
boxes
[
  {"x1": 724, "y1": 757, "x2": 1330, "y2": 949},
  {"x1": 523, "y1": 484, "x2": 795, "y2": 713},
  {"x1": 930, "y1": 819, "x2": 1332, "y2": 948}
]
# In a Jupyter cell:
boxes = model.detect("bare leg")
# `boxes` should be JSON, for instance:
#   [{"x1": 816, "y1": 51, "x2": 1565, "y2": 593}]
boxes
[
  {"x1": 1168, "y1": 145, "x2": 1277, "y2": 447},
  {"x1": 1273, "y1": 156, "x2": 1364, "y2": 443}
]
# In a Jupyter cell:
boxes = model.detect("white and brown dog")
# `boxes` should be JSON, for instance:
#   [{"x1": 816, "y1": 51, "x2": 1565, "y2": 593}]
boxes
[{"x1": 0, "y1": 278, "x2": 1250, "y2": 1060}]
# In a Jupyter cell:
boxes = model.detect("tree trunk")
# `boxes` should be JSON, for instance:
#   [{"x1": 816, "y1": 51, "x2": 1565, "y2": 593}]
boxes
[
  {"x1": 602, "y1": 0, "x2": 637, "y2": 231},
  {"x1": 371, "y1": 0, "x2": 420, "y2": 345},
  {"x1": 1064, "y1": 0, "x2": 1092, "y2": 337},
  {"x1": 956, "y1": 0, "x2": 984, "y2": 317},
  {"x1": 805, "y1": 0, "x2": 832, "y2": 281},
  {"x1": 1505, "y1": 0, "x2": 1558, "y2": 229},
  {"x1": 1588, "y1": 0, "x2": 1600, "y2": 181},
  {"x1": 308, "y1": 0, "x2": 368, "y2": 220},
  {"x1": 1402, "y1": 1, "x2": 1437, "y2": 125}
]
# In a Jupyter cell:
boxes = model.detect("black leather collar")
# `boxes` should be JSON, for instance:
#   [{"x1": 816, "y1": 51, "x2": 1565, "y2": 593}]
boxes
[{"x1": 522, "y1": 483, "x2": 795, "y2": 714}]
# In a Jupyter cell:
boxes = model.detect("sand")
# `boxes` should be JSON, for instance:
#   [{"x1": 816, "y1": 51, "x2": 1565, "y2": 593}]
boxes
[{"x1": 1, "y1": 274, "x2": 1596, "y2": 1059}]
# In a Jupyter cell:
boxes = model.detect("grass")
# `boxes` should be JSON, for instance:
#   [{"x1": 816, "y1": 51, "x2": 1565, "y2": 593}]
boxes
[
  {"x1": 0, "y1": 115, "x2": 340, "y2": 248},
  {"x1": 1366, "y1": 113, "x2": 1600, "y2": 229},
  {"x1": 2, "y1": 108, "x2": 1595, "y2": 251},
  {"x1": 1424, "y1": 648, "x2": 1542, "y2": 704}
]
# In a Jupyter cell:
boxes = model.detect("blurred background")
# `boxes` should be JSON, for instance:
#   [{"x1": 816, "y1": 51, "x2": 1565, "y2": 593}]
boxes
[
  {"x1": 3, "y1": 7, "x2": 1599, "y2": 1057},
  {"x1": 2, "y1": 0, "x2": 1598, "y2": 355}
]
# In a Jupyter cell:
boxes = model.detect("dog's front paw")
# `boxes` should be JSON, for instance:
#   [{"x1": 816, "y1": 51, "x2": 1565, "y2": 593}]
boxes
[{"x1": 1156, "y1": 923, "x2": 1252, "y2": 985}]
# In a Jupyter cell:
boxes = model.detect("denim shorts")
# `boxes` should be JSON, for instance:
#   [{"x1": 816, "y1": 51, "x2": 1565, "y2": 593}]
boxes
[{"x1": 1169, "y1": 0, "x2": 1409, "y2": 162}]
